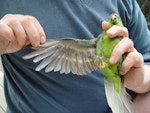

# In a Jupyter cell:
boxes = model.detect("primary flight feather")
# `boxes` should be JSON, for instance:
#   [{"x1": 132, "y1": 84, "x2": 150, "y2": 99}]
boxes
[{"x1": 23, "y1": 14, "x2": 135, "y2": 113}]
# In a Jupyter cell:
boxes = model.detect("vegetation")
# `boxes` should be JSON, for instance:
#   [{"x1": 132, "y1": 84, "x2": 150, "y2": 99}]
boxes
[{"x1": 137, "y1": 0, "x2": 150, "y2": 28}]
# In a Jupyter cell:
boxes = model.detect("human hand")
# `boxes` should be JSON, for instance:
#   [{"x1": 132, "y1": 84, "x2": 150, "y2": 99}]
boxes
[
  {"x1": 102, "y1": 21, "x2": 145, "y2": 93},
  {"x1": 0, "y1": 14, "x2": 46, "y2": 54}
]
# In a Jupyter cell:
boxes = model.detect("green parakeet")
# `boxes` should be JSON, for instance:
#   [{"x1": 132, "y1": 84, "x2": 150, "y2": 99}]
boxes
[{"x1": 23, "y1": 14, "x2": 134, "y2": 113}]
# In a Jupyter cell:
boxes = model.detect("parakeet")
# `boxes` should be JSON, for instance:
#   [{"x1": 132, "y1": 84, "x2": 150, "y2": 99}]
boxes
[{"x1": 23, "y1": 14, "x2": 134, "y2": 113}]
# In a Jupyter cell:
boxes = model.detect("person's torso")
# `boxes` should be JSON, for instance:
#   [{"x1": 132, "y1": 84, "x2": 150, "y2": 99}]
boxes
[{"x1": 0, "y1": 0, "x2": 134, "y2": 113}]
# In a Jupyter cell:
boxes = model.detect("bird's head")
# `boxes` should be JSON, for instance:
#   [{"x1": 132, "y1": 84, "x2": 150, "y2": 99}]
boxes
[{"x1": 110, "y1": 13, "x2": 120, "y2": 25}]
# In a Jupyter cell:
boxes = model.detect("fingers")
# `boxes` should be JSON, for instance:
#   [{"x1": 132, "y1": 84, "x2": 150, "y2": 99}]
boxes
[
  {"x1": 1, "y1": 14, "x2": 46, "y2": 48},
  {"x1": 0, "y1": 21, "x2": 15, "y2": 41},
  {"x1": 102, "y1": 20, "x2": 144, "y2": 76},
  {"x1": 102, "y1": 21, "x2": 109, "y2": 30},
  {"x1": 120, "y1": 50, "x2": 144, "y2": 75},
  {"x1": 102, "y1": 21, "x2": 144, "y2": 90},
  {"x1": 110, "y1": 38, "x2": 134, "y2": 64},
  {"x1": 102, "y1": 21, "x2": 129, "y2": 38},
  {"x1": 107, "y1": 25, "x2": 129, "y2": 38},
  {"x1": 110, "y1": 38, "x2": 144, "y2": 78},
  {"x1": 110, "y1": 37, "x2": 144, "y2": 73},
  {"x1": 4, "y1": 17, "x2": 27, "y2": 46},
  {"x1": 21, "y1": 15, "x2": 46, "y2": 46}
]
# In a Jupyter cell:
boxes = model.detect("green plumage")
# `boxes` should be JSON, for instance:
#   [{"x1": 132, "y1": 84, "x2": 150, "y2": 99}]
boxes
[
  {"x1": 96, "y1": 14, "x2": 123, "y2": 93},
  {"x1": 23, "y1": 13, "x2": 134, "y2": 113}
]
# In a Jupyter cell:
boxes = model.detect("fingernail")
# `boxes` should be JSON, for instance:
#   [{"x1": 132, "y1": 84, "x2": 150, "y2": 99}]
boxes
[
  {"x1": 40, "y1": 36, "x2": 46, "y2": 43},
  {"x1": 119, "y1": 67, "x2": 126, "y2": 75},
  {"x1": 33, "y1": 40, "x2": 40, "y2": 47},
  {"x1": 34, "y1": 42, "x2": 39, "y2": 47},
  {"x1": 110, "y1": 56, "x2": 116, "y2": 64}
]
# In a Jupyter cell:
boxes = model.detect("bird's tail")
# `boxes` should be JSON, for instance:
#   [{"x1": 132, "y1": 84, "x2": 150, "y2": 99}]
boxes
[{"x1": 104, "y1": 79, "x2": 135, "y2": 113}]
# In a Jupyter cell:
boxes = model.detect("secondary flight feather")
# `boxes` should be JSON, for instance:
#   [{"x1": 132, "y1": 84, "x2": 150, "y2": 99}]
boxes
[{"x1": 23, "y1": 14, "x2": 135, "y2": 113}]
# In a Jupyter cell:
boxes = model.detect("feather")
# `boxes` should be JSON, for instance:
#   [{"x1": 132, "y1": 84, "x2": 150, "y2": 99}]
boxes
[
  {"x1": 104, "y1": 78, "x2": 135, "y2": 113},
  {"x1": 23, "y1": 37, "x2": 101, "y2": 75},
  {"x1": 22, "y1": 14, "x2": 135, "y2": 113}
]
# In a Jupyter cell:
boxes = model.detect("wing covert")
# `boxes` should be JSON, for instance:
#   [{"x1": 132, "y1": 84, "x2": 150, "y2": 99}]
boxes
[{"x1": 23, "y1": 37, "x2": 101, "y2": 75}]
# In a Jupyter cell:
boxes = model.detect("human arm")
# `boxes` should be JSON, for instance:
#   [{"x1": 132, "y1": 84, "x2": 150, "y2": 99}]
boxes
[
  {"x1": 133, "y1": 92, "x2": 150, "y2": 113},
  {"x1": 102, "y1": 21, "x2": 150, "y2": 93},
  {"x1": 102, "y1": 19, "x2": 150, "y2": 112},
  {"x1": 0, "y1": 14, "x2": 46, "y2": 55}
]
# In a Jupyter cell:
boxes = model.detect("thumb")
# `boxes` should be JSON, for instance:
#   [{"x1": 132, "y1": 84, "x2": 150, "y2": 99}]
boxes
[{"x1": 102, "y1": 21, "x2": 109, "y2": 30}]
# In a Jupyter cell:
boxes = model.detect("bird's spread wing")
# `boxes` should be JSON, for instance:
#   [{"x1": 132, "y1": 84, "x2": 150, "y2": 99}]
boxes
[{"x1": 23, "y1": 36, "x2": 102, "y2": 75}]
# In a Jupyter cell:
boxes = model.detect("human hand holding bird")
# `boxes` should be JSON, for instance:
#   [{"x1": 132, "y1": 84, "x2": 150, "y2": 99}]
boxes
[{"x1": 23, "y1": 14, "x2": 139, "y2": 113}]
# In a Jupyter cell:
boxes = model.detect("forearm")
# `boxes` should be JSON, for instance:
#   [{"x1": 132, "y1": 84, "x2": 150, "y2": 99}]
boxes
[{"x1": 133, "y1": 92, "x2": 150, "y2": 113}]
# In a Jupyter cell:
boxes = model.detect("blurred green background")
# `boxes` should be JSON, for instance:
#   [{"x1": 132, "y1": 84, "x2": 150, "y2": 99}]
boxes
[{"x1": 137, "y1": 0, "x2": 150, "y2": 28}]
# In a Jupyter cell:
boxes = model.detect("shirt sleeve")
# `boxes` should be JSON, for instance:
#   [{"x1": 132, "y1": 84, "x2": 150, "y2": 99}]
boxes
[
  {"x1": 121, "y1": 0, "x2": 150, "y2": 99},
  {"x1": 125, "y1": 0, "x2": 150, "y2": 65}
]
